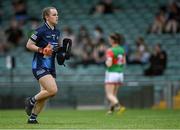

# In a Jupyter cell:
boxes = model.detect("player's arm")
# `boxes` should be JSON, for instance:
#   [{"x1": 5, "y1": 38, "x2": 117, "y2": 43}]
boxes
[
  {"x1": 26, "y1": 39, "x2": 39, "y2": 52},
  {"x1": 105, "y1": 49, "x2": 113, "y2": 67},
  {"x1": 26, "y1": 39, "x2": 52, "y2": 56},
  {"x1": 106, "y1": 57, "x2": 113, "y2": 67},
  {"x1": 27, "y1": 30, "x2": 42, "y2": 52}
]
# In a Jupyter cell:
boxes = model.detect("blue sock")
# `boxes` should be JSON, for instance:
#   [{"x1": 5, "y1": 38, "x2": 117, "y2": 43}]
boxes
[{"x1": 30, "y1": 97, "x2": 36, "y2": 106}]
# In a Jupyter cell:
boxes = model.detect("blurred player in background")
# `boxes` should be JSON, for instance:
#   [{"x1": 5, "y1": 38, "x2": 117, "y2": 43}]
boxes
[
  {"x1": 25, "y1": 7, "x2": 60, "y2": 124},
  {"x1": 105, "y1": 33, "x2": 126, "y2": 114}
]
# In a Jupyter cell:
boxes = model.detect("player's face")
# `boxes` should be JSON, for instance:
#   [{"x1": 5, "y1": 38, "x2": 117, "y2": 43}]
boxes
[
  {"x1": 47, "y1": 9, "x2": 58, "y2": 25},
  {"x1": 108, "y1": 37, "x2": 114, "y2": 45}
]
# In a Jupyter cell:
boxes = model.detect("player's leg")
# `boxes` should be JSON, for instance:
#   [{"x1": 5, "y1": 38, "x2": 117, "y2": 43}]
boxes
[
  {"x1": 28, "y1": 98, "x2": 46, "y2": 124},
  {"x1": 35, "y1": 75, "x2": 58, "y2": 101},
  {"x1": 107, "y1": 84, "x2": 121, "y2": 112},
  {"x1": 105, "y1": 84, "x2": 119, "y2": 105},
  {"x1": 30, "y1": 85, "x2": 47, "y2": 119},
  {"x1": 113, "y1": 73, "x2": 124, "y2": 105},
  {"x1": 112, "y1": 85, "x2": 120, "y2": 108},
  {"x1": 113, "y1": 84, "x2": 119, "y2": 100},
  {"x1": 105, "y1": 84, "x2": 119, "y2": 114},
  {"x1": 111, "y1": 73, "x2": 126, "y2": 114},
  {"x1": 27, "y1": 99, "x2": 46, "y2": 124},
  {"x1": 114, "y1": 84, "x2": 126, "y2": 114},
  {"x1": 105, "y1": 72, "x2": 119, "y2": 105},
  {"x1": 25, "y1": 75, "x2": 58, "y2": 116},
  {"x1": 27, "y1": 75, "x2": 58, "y2": 123}
]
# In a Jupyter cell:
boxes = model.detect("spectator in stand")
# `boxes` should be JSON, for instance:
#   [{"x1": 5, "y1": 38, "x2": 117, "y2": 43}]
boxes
[
  {"x1": 5, "y1": 19, "x2": 24, "y2": 48},
  {"x1": 149, "y1": 1, "x2": 180, "y2": 34},
  {"x1": 101, "y1": 0, "x2": 115, "y2": 14},
  {"x1": 75, "y1": 25, "x2": 91, "y2": 60},
  {"x1": 128, "y1": 37, "x2": 150, "y2": 65},
  {"x1": 144, "y1": 44, "x2": 167, "y2": 76},
  {"x1": 92, "y1": 25, "x2": 104, "y2": 46},
  {"x1": 77, "y1": 25, "x2": 90, "y2": 43},
  {"x1": 90, "y1": 3, "x2": 105, "y2": 16},
  {"x1": 71, "y1": 26, "x2": 94, "y2": 67},
  {"x1": 90, "y1": 0, "x2": 121, "y2": 15},
  {"x1": 93, "y1": 38, "x2": 107, "y2": 65},
  {"x1": 12, "y1": 0, "x2": 28, "y2": 26},
  {"x1": 81, "y1": 36, "x2": 95, "y2": 66},
  {"x1": 0, "y1": 30, "x2": 9, "y2": 54},
  {"x1": 0, "y1": 1, "x2": 3, "y2": 26},
  {"x1": 0, "y1": 1, "x2": 6, "y2": 53},
  {"x1": 149, "y1": 10, "x2": 166, "y2": 34},
  {"x1": 165, "y1": 2, "x2": 180, "y2": 33}
]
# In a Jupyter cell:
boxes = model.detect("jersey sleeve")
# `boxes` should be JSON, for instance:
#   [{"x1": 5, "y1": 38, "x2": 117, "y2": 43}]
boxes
[
  {"x1": 30, "y1": 29, "x2": 42, "y2": 44},
  {"x1": 106, "y1": 49, "x2": 114, "y2": 59}
]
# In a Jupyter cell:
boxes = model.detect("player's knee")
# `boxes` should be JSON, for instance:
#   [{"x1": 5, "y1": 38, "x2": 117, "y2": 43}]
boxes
[
  {"x1": 49, "y1": 87, "x2": 58, "y2": 97},
  {"x1": 107, "y1": 94, "x2": 113, "y2": 100}
]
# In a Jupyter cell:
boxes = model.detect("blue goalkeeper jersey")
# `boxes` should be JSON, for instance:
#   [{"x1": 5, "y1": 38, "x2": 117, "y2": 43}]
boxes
[{"x1": 30, "y1": 22, "x2": 60, "y2": 71}]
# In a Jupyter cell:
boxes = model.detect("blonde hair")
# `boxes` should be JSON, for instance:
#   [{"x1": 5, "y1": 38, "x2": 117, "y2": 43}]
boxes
[{"x1": 42, "y1": 7, "x2": 57, "y2": 22}]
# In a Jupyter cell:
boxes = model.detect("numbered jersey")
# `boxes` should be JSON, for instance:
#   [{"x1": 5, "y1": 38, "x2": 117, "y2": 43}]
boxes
[
  {"x1": 106, "y1": 46, "x2": 125, "y2": 73},
  {"x1": 30, "y1": 23, "x2": 60, "y2": 71}
]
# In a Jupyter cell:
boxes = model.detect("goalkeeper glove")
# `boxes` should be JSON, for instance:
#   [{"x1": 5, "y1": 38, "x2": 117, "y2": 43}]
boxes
[{"x1": 55, "y1": 38, "x2": 72, "y2": 65}]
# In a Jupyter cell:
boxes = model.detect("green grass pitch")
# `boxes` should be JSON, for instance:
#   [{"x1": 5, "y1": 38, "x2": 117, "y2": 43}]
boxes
[{"x1": 0, "y1": 109, "x2": 180, "y2": 129}]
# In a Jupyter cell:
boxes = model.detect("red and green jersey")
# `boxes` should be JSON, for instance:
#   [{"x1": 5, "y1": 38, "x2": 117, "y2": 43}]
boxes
[{"x1": 106, "y1": 46, "x2": 125, "y2": 72}]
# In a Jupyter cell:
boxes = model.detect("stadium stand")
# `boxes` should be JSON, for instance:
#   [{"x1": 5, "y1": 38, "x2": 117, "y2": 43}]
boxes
[{"x1": 0, "y1": 0, "x2": 180, "y2": 109}]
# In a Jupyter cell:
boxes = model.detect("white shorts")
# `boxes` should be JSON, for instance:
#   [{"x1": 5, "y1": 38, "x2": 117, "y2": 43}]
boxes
[{"x1": 105, "y1": 71, "x2": 124, "y2": 84}]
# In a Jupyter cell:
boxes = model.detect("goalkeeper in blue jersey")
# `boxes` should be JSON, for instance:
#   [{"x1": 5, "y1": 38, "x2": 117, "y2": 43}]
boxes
[{"x1": 25, "y1": 7, "x2": 71, "y2": 124}]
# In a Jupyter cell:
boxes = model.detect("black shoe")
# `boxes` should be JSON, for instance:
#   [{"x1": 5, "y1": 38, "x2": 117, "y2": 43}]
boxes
[
  {"x1": 25, "y1": 97, "x2": 34, "y2": 116},
  {"x1": 27, "y1": 119, "x2": 39, "y2": 124}
]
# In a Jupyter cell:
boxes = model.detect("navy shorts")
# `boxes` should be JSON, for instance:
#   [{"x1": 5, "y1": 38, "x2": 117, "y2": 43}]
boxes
[{"x1": 32, "y1": 68, "x2": 56, "y2": 80}]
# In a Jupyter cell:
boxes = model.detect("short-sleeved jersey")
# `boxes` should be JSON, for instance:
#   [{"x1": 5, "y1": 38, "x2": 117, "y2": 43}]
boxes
[
  {"x1": 106, "y1": 46, "x2": 125, "y2": 73},
  {"x1": 30, "y1": 22, "x2": 60, "y2": 71}
]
